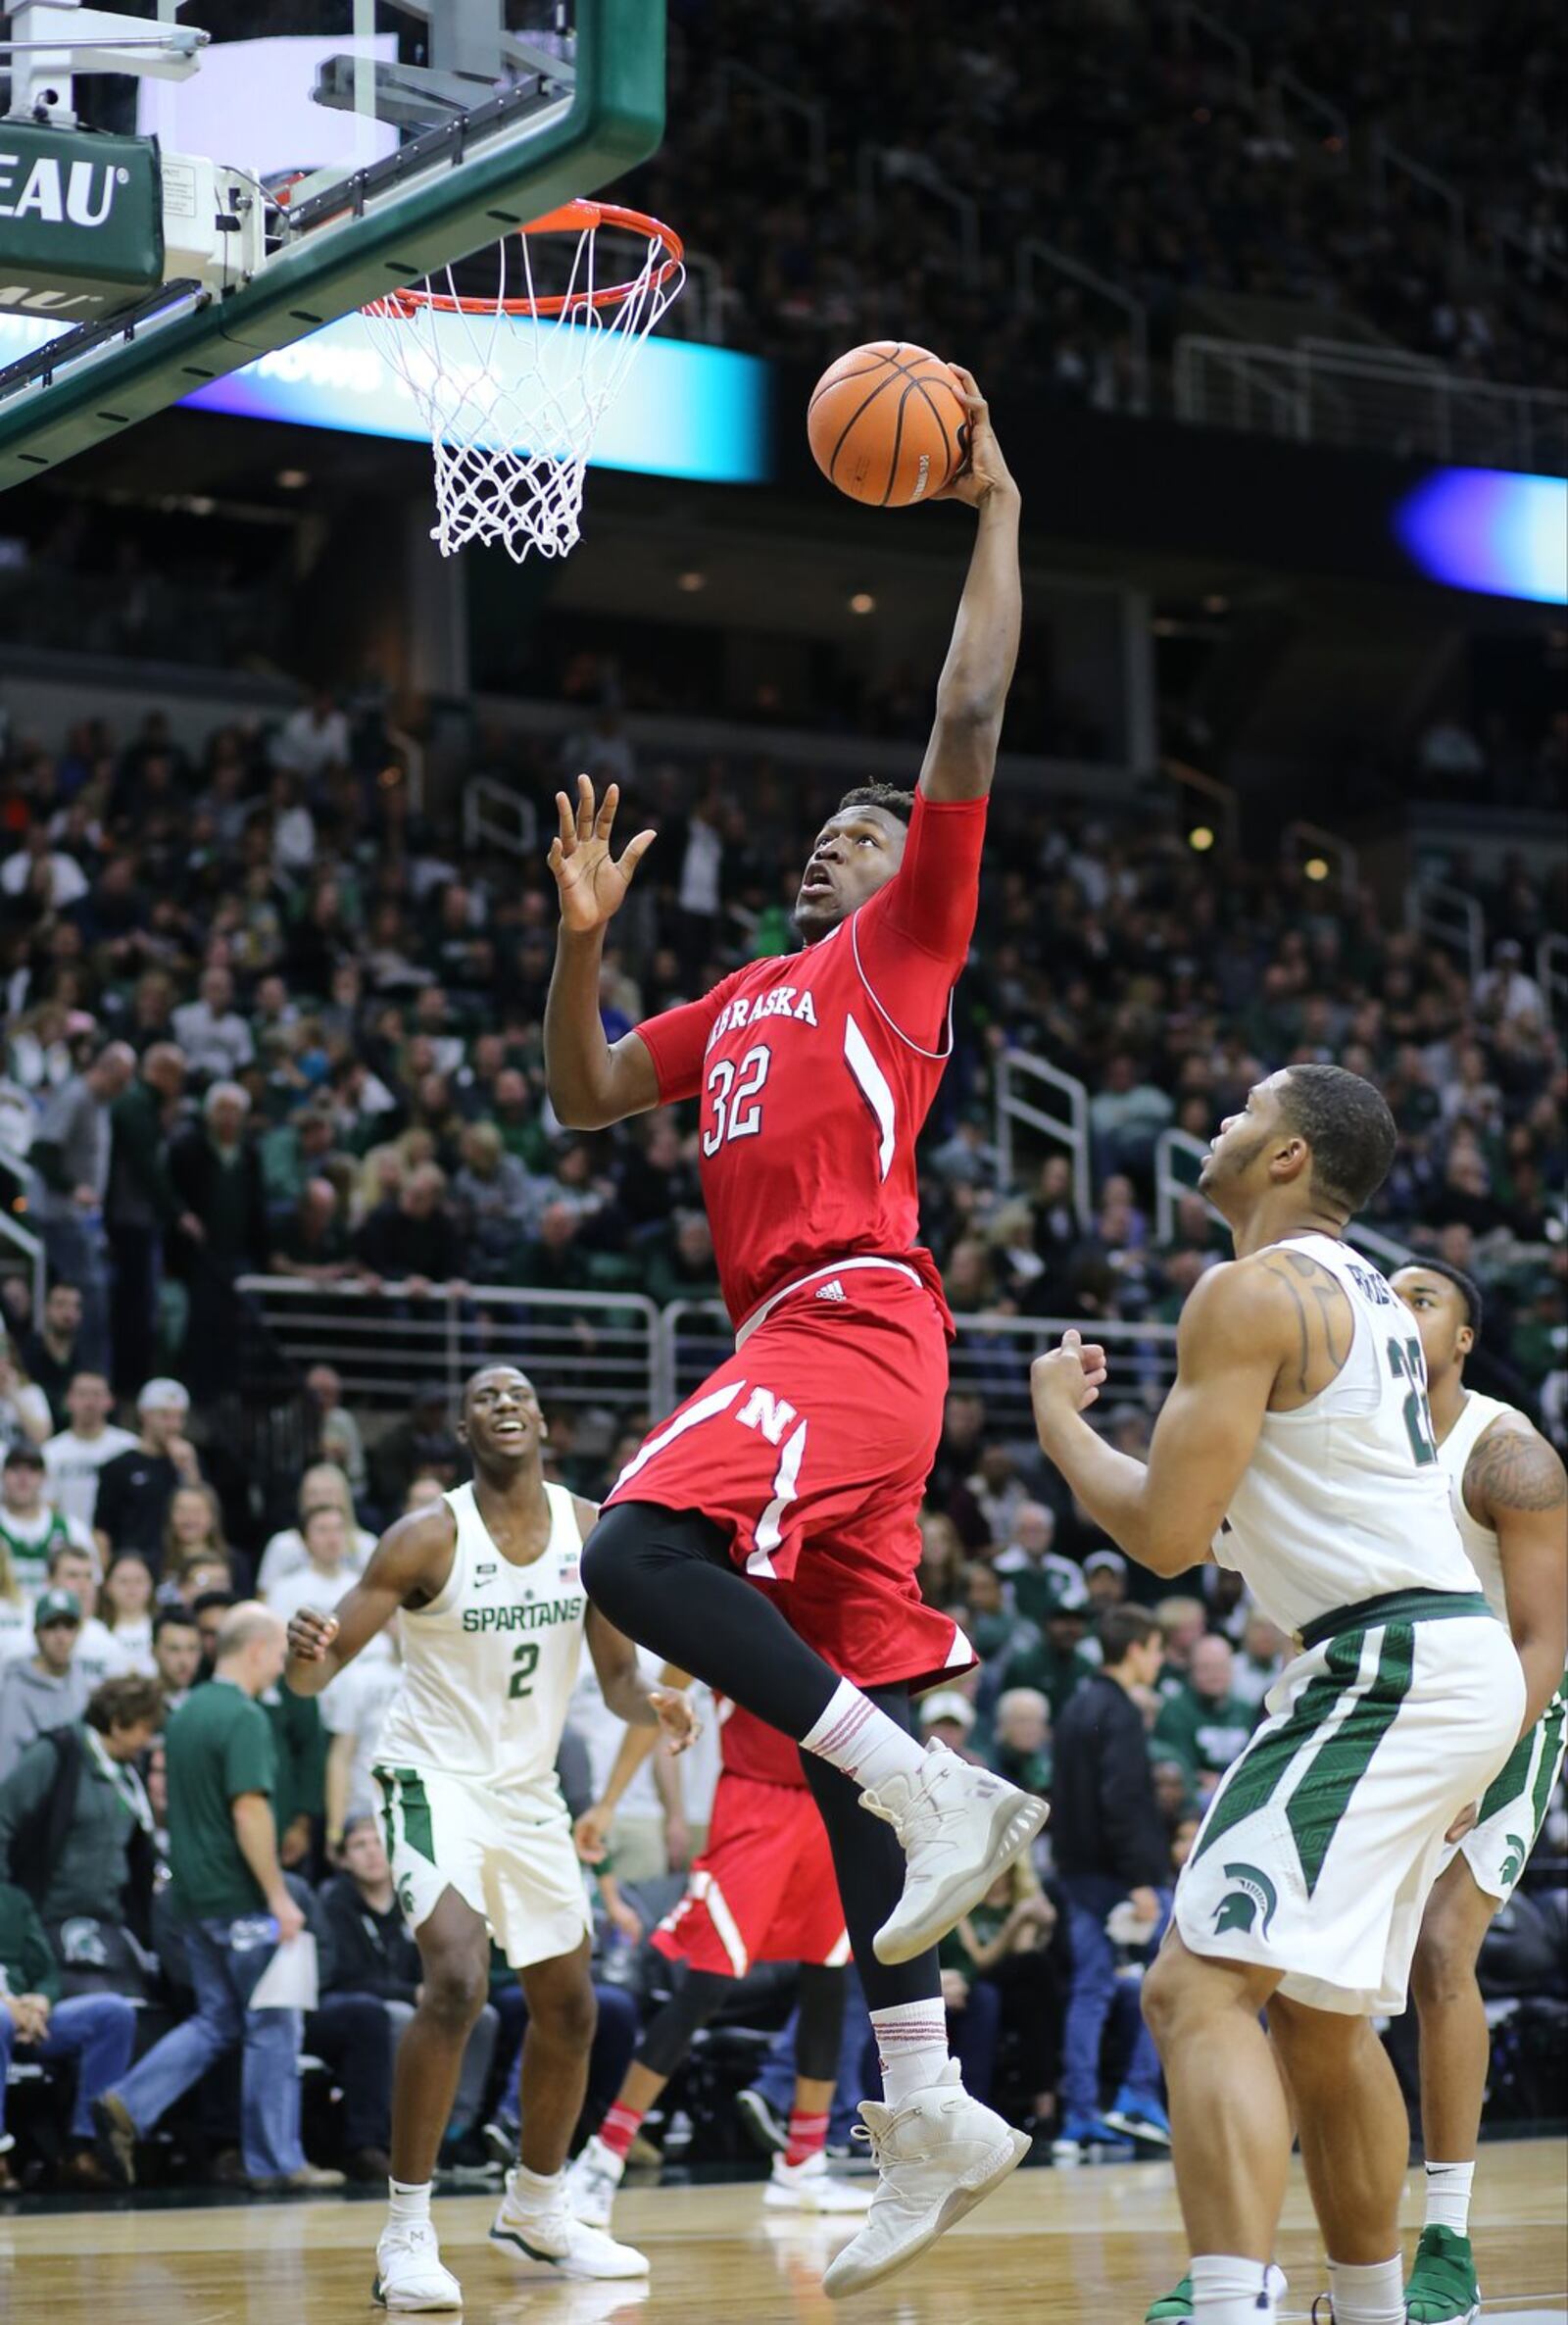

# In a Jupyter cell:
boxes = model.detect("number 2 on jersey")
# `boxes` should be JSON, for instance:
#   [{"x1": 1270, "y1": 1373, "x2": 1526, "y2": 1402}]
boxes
[
  {"x1": 509, "y1": 1642, "x2": 540, "y2": 1699},
  {"x1": 703, "y1": 1044, "x2": 771, "y2": 1156},
  {"x1": 1386, "y1": 1335, "x2": 1440, "y2": 1466}
]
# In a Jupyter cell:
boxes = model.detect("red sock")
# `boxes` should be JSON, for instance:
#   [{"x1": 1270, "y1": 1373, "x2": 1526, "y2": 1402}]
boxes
[
  {"x1": 784, "y1": 2109, "x2": 830, "y2": 2169},
  {"x1": 598, "y1": 2102, "x2": 644, "y2": 2161}
]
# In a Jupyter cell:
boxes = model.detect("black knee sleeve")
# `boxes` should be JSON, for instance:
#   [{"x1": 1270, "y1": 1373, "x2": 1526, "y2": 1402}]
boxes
[
  {"x1": 794, "y1": 1964, "x2": 847, "y2": 2084},
  {"x1": 636, "y1": 1967, "x2": 734, "y2": 2080}
]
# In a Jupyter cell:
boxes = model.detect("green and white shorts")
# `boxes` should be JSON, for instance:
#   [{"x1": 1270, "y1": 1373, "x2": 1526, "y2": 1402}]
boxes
[
  {"x1": 372, "y1": 1763, "x2": 592, "y2": 1971},
  {"x1": 1174, "y1": 1592, "x2": 1525, "y2": 2016},
  {"x1": 1439, "y1": 1683, "x2": 1568, "y2": 1905}
]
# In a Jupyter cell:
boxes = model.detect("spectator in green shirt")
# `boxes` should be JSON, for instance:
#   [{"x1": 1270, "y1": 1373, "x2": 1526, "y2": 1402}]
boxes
[
  {"x1": 1151, "y1": 1634, "x2": 1256, "y2": 1801},
  {"x1": 0, "y1": 1879, "x2": 136, "y2": 2191},
  {"x1": 90, "y1": 1603, "x2": 343, "y2": 2195},
  {"x1": 999, "y1": 1575, "x2": 1096, "y2": 1722}
]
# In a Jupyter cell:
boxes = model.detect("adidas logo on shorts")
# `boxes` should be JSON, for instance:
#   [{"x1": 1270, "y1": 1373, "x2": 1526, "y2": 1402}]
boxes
[{"x1": 815, "y1": 1279, "x2": 848, "y2": 1303}]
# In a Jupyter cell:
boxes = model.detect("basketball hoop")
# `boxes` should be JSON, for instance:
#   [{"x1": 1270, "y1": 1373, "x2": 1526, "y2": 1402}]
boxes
[{"x1": 365, "y1": 200, "x2": 685, "y2": 563}]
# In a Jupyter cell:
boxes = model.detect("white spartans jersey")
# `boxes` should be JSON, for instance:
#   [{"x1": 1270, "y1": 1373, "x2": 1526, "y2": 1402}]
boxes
[
  {"x1": 1215, "y1": 1234, "x2": 1483, "y2": 1638},
  {"x1": 373, "y1": 1480, "x2": 587, "y2": 1788},
  {"x1": 1436, "y1": 1390, "x2": 1519, "y2": 1622}
]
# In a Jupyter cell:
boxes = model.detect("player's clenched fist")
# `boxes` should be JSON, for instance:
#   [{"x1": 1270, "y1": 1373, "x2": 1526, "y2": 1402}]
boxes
[
  {"x1": 1030, "y1": 1328, "x2": 1109, "y2": 1437},
  {"x1": 286, "y1": 1606, "x2": 339, "y2": 1663}
]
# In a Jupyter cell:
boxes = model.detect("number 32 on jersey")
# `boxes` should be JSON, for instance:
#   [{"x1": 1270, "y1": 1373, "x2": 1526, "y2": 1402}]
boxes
[{"x1": 704, "y1": 1044, "x2": 771, "y2": 1155}]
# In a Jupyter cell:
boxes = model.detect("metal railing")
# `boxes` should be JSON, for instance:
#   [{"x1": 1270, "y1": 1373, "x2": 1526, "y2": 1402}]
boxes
[
  {"x1": 857, "y1": 144, "x2": 979, "y2": 271},
  {"x1": 712, "y1": 59, "x2": 828, "y2": 182},
  {"x1": 1174, "y1": 335, "x2": 1568, "y2": 472},
  {"x1": 1405, "y1": 878, "x2": 1484, "y2": 984},
  {"x1": 0, "y1": 1209, "x2": 45, "y2": 1321},
  {"x1": 1014, "y1": 236, "x2": 1151, "y2": 412},
  {"x1": 996, "y1": 1051, "x2": 1093, "y2": 1230},
  {"x1": 1155, "y1": 1129, "x2": 1413, "y2": 1273},
  {"x1": 1540, "y1": 934, "x2": 1568, "y2": 1028},
  {"x1": 660, "y1": 1300, "x2": 1178, "y2": 1443},
  {"x1": 232, "y1": 1278, "x2": 663, "y2": 1414},
  {"x1": 463, "y1": 774, "x2": 539, "y2": 862}
]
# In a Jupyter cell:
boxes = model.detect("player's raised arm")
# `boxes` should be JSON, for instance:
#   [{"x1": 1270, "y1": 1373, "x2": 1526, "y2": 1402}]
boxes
[
  {"x1": 917, "y1": 368, "x2": 1022, "y2": 804},
  {"x1": 1031, "y1": 1261, "x2": 1292, "y2": 1575},
  {"x1": 1473, "y1": 1418, "x2": 1568, "y2": 1731},
  {"x1": 544, "y1": 774, "x2": 662, "y2": 1130},
  {"x1": 283, "y1": 1503, "x2": 454, "y2": 1697}
]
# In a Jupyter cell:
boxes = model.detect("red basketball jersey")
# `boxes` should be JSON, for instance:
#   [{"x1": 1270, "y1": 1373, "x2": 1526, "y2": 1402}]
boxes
[
  {"x1": 635, "y1": 790, "x2": 987, "y2": 1328},
  {"x1": 713, "y1": 1695, "x2": 808, "y2": 1790}
]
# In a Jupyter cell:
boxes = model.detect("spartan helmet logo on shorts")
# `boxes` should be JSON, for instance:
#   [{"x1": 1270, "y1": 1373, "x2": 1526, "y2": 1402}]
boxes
[
  {"x1": 1499, "y1": 1833, "x2": 1529, "y2": 1890},
  {"x1": 398, "y1": 1875, "x2": 418, "y2": 1923},
  {"x1": 1213, "y1": 1862, "x2": 1278, "y2": 1940}
]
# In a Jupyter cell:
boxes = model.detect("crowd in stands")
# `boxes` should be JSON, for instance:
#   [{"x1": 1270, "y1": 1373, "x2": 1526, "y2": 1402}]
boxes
[
  {"x1": 623, "y1": 0, "x2": 1563, "y2": 403},
  {"x1": 0, "y1": 675, "x2": 1562, "y2": 2191}
]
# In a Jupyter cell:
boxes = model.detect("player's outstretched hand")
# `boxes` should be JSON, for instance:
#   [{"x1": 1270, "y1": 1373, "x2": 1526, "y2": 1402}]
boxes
[
  {"x1": 650, "y1": 1686, "x2": 701, "y2": 1755},
  {"x1": 573, "y1": 1803, "x2": 612, "y2": 1864},
  {"x1": 1030, "y1": 1328, "x2": 1108, "y2": 1438},
  {"x1": 286, "y1": 1607, "x2": 338, "y2": 1664},
  {"x1": 932, "y1": 365, "x2": 1018, "y2": 511},
  {"x1": 548, "y1": 774, "x2": 657, "y2": 934}
]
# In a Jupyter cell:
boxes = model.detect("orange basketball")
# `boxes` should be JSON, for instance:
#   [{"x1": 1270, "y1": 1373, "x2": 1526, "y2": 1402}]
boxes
[{"x1": 807, "y1": 341, "x2": 967, "y2": 508}]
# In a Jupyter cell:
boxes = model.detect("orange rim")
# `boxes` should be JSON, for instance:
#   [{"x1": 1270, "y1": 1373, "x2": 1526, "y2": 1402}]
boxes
[{"x1": 372, "y1": 199, "x2": 684, "y2": 320}]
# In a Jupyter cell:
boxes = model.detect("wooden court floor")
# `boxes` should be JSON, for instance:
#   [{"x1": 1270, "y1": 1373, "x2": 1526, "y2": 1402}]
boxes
[{"x1": 1, "y1": 2142, "x2": 1563, "y2": 2325}]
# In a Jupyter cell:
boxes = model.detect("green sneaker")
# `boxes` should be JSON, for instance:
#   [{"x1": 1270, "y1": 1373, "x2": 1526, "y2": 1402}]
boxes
[
  {"x1": 1404, "y1": 2224, "x2": 1481, "y2": 2323},
  {"x1": 1145, "y1": 2279, "x2": 1194, "y2": 2324}
]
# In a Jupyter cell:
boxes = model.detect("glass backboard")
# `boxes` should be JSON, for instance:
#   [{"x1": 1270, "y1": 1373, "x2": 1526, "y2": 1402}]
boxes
[{"x1": 0, "y1": 0, "x2": 665, "y2": 482}]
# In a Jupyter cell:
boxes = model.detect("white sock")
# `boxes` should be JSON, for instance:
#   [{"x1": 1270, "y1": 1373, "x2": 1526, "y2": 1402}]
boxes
[
  {"x1": 870, "y1": 2000, "x2": 951, "y2": 2108},
  {"x1": 387, "y1": 2177, "x2": 430, "y2": 2227},
  {"x1": 509, "y1": 2159, "x2": 564, "y2": 2208},
  {"x1": 801, "y1": 1679, "x2": 926, "y2": 1792},
  {"x1": 1325, "y1": 2254, "x2": 1403, "y2": 2325},
  {"x1": 1191, "y1": 2255, "x2": 1276, "y2": 2325},
  {"x1": 1423, "y1": 2158, "x2": 1475, "y2": 2237}
]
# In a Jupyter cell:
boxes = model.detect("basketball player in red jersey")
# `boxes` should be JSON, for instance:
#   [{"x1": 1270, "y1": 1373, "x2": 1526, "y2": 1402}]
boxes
[
  {"x1": 565, "y1": 1673, "x2": 873, "y2": 2230},
  {"x1": 546, "y1": 368, "x2": 1040, "y2": 2298}
]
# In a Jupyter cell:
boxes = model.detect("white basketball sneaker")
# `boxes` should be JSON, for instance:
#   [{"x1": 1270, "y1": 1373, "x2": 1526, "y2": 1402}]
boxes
[
  {"x1": 820, "y1": 2060, "x2": 1031, "y2": 2300},
  {"x1": 371, "y1": 2219, "x2": 464, "y2": 2312},
  {"x1": 864, "y1": 1742, "x2": 1049, "y2": 1964},
  {"x1": 763, "y1": 2151, "x2": 874, "y2": 2214},
  {"x1": 564, "y1": 2134, "x2": 626, "y2": 2232},
  {"x1": 490, "y1": 2166, "x2": 650, "y2": 2278}
]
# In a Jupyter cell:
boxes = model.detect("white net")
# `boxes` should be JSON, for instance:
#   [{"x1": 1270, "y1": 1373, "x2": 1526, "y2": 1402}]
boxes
[{"x1": 364, "y1": 205, "x2": 684, "y2": 563}]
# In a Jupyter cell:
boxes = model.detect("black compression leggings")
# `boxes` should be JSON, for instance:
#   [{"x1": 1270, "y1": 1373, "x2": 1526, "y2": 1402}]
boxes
[
  {"x1": 583, "y1": 1501, "x2": 842, "y2": 1737},
  {"x1": 638, "y1": 1962, "x2": 847, "y2": 2084},
  {"x1": 584, "y1": 1502, "x2": 940, "y2": 2011}
]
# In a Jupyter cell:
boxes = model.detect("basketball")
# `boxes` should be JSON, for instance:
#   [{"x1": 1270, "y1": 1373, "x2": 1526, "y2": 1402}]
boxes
[{"x1": 807, "y1": 341, "x2": 968, "y2": 508}]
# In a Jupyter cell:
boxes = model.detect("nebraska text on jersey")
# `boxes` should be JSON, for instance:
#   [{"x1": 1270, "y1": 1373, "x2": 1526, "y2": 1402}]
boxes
[{"x1": 705, "y1": 985, "x2": 819, "y2": 1051}]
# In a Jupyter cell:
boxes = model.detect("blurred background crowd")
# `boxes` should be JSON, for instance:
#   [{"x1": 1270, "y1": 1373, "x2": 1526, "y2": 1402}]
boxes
[
  {"x1": 634, "y1": 0, "x2": 1566, "y2": 404},
  {"x1": 0, "y1": 669, "x2": 1561, "y2": 2196}
]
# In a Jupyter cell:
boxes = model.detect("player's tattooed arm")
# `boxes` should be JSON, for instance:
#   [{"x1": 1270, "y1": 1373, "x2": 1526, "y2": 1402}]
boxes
[
  {"x1": 1254, "y1": 1250, "x2": 1350, "y2": 1400},
  {"x1": 1472, "y1": 1418, "x2": 1568, "y2": 1733},
  {"x1": 283, "y1": 1505, "x2": 456, "y2": 1696},
  {"x1": 1031, "y1": 1261, "x2": 1282, "y2": 1575}
]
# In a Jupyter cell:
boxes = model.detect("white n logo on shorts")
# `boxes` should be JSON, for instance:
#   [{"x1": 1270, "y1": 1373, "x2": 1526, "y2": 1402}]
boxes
[{"x1": 736, "y1": 1386, "x2": 799, "y2": 1446}]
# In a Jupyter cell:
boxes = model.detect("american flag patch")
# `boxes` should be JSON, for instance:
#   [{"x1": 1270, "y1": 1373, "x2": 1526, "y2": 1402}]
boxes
[{"x1": 560, "y1": 1553, "x2": 580, "y2": 1585}]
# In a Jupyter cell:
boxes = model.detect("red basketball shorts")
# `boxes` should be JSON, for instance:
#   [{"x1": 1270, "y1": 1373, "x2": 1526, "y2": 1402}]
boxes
[
  {"x1": 605, "y1": 1260, "x2": 974, "y2": 1692},
  {"x1": 650, "y1": 1772, "x2": 849, "y2": 1978}
]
